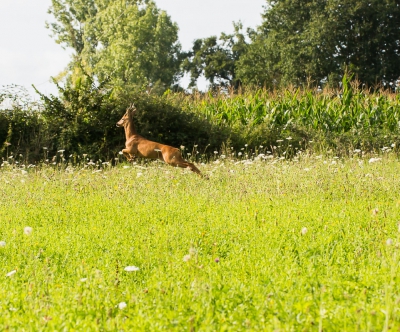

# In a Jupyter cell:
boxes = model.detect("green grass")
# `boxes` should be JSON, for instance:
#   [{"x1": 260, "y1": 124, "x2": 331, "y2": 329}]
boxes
[{"x1": 1, "y1": 155, "x2": 400, "y2": 331}]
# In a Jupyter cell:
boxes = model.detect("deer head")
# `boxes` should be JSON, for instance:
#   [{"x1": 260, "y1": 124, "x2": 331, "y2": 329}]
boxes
[{"x1": 116, "y1": 104, "x2": 137, "y2": 127}]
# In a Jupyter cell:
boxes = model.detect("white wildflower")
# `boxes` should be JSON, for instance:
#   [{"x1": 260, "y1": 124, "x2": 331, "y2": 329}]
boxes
[
  {"x1": 183, "y1": 254, "x2": 191, "y2": 262},
  {"x1": 386, "y1": 239, "x2": 393, "y2": 246},
  {"x1": 301, "y1": 227, "x2": 308, "y2": 235},
  {"x1": 0, "y1": 241, "x2": 6, "y2": 248},
  {"x1": 118, "y1": 302, "x2": 127, "y2": 310},
  {"x1": 6, "y1": 270, "x2": 16, "y2": 277},
  {"x1": 24, "y1": 227, "x2": 33, "y2": 236},
  {"x1": 124, "y1": 266, "x2": 140, "y2": 272},
  {"x1": 369, "y1": 157, "x2": 382, "y2": 164}
]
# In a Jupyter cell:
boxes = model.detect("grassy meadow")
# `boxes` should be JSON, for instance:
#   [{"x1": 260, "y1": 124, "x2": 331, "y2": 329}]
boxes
[{"x1": 1, "y1": 153, "x2": 400, "y2": 331}]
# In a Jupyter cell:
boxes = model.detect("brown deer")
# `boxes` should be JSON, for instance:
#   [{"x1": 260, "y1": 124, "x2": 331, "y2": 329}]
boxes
[{"x1": 116, "y1": 104, "x2": 203, "y2": 176}]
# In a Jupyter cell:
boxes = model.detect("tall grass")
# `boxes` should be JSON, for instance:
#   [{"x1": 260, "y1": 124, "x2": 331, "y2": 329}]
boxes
[{"x1": 1, "y1": 155, "x2": 400, "y2": 330}]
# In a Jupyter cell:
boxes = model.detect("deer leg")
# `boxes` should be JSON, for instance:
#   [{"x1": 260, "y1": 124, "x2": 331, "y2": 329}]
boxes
[
  {"x1": 122, "y1": 148, "x2": 135, "y2": 162},
  {"x1": 169, "y1": 160, "x2": 202, "y2": 175}
]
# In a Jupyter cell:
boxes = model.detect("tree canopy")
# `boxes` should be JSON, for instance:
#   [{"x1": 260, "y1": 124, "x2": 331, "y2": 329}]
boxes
[
  {"x1": 48, "y1": 0, "x2": 182, "y2": 94},
  {"x1": 47, "y1": 0, "x2": 400, "y2": 91},
  {"x1": 182, "y1": 23, "x2": 247, "y2": 90},
  {"x1": 237, "y1": 0, "x2": 400, "y2": 88}
]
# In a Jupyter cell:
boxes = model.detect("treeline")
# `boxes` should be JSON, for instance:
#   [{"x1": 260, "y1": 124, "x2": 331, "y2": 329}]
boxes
[{"x1": 45, "y1": 0, "x2": 400, "y2": 92}]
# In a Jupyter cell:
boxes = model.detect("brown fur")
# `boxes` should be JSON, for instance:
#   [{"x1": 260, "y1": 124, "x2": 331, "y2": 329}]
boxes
[{"x1": 117, "y1": 104, "x2": 202, "y2": 176}]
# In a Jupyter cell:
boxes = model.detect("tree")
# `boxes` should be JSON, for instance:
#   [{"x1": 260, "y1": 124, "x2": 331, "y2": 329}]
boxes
[
  {"x1": 47, "y1": 0, "x2": 182, "y2": 94},
  {"x1": 237, "y1": 0, "x2": 400, "y2": 87},
  {"x1": 182, "y1": 23, "x2": 247, "y2": 90}
]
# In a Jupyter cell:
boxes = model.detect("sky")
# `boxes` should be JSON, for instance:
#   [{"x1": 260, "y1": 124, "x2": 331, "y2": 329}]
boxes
[{"x1": 0, "y1": 0, "x2": 265, "y2": 98}]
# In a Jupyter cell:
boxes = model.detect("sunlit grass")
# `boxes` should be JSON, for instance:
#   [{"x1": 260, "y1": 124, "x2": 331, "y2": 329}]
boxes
[{"x1": 0, "y1": 155, "x2": 400, "y2": 330}]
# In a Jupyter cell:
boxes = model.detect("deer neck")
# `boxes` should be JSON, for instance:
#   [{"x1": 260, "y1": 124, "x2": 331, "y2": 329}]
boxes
[{"x1": 124, "y1": 121, "x2": 137, "y2": 140}]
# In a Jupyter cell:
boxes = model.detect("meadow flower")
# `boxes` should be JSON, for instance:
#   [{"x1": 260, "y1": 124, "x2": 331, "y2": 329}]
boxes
[
  {"x1": 154, "y1": 149, "x2": 161, "y2": 152},
  {"x1": 137, "y1": 172, "x2": 143, "y2": 178},
  {"x1": 183, "y1": 254, "x2": 191, "y2": 262},
  {"x1": 215, "y1": 258, "x2": 220, "y2": 263},
  {"x1": 124, "y1": 266, "x2": 140, "y2": 272},
  {"x1": 391, "y1": 143, "x2": 396, "y2": 148},
  {"x1": 0, "y1": 241, "x2": 6, "y2": 248},
  {"x1": 238, "y1": 152, "x2": 243, "y2": 156},
  {"x1": 180, "y1": 145, "x2": 185, "y2": 150},
  {"x1": 372, "y1": 208, "x2": 379, "y2": 216},
  {"x1": 118, "y1": 151, "x2": 123, "y2": 155},
  {"x1": 214, "y1": 151, "x2": 218, "y2": 154},
  {"x1": 301, "y1": 227, "x2": 308, "y2": 235},
  {"x1": 369, "y1": 157, "x2": 381, "y2": 164},
  {"x1": 24, "y1": 227, "x2": 33, "y2": 235},
  {"x1": 6, "y1": 270, "x2": 16, "y2": 277},
  {"x1": 80, "y1": 278, "x2": 88, "y2": 282},
  {"x1": 118, "y1": 302, "x2": 127, "y2": 310},
  {"x1": 386, "y1": 238, "x2": 393, "y2": 246}
]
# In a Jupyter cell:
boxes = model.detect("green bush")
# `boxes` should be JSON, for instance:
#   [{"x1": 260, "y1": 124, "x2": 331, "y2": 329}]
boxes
[{"x1": 34, "y1": 77, "x2": 235, "y2": 163}]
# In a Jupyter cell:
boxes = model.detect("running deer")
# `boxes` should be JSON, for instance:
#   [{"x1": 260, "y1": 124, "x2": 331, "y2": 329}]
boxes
[{"x1": 116, "y1": 104, "x2": 202, "y2": 176}]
